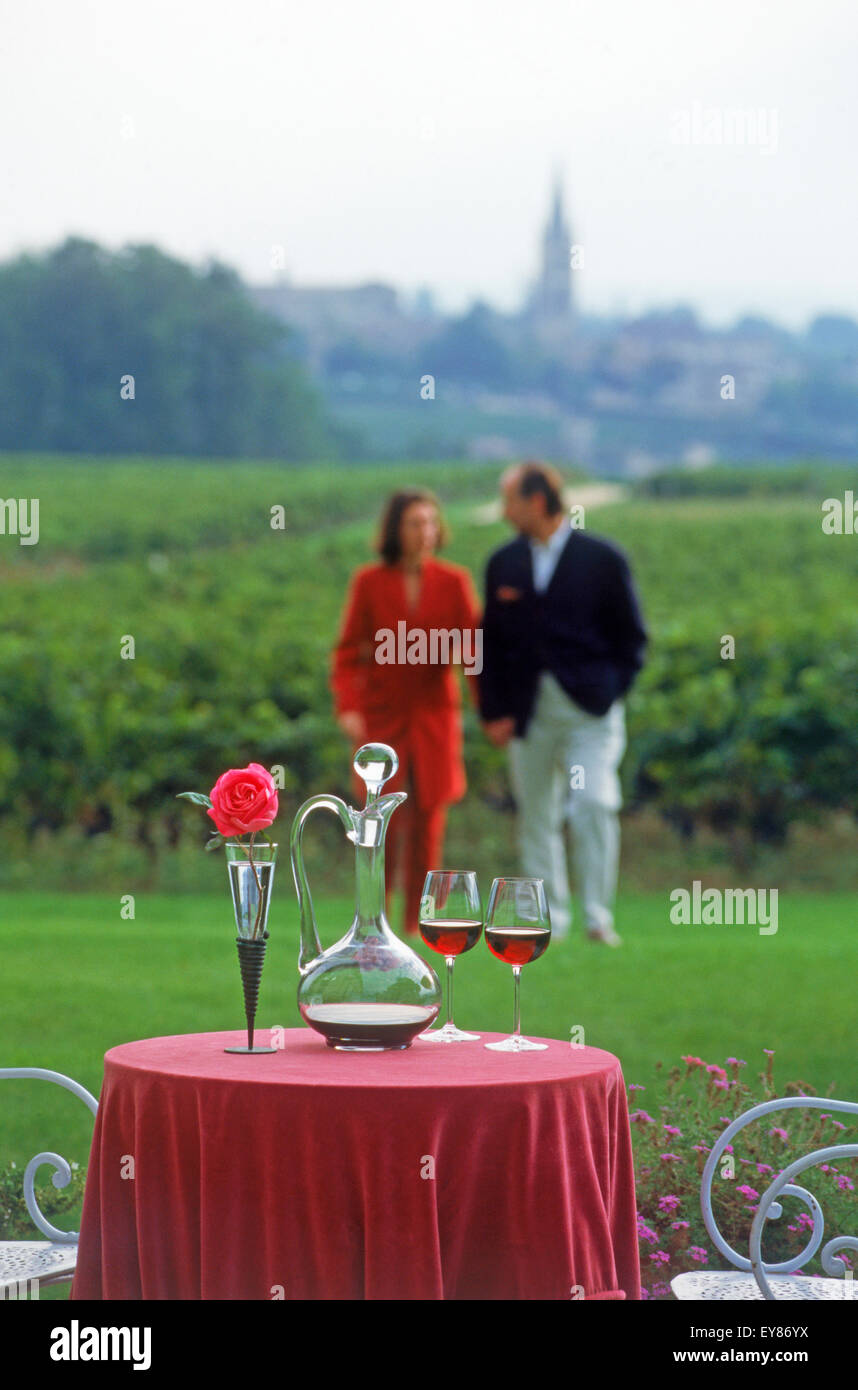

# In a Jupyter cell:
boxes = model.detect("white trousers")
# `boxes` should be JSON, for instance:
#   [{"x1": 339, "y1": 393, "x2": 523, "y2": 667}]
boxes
[{"x1": 507, "y1": 673, "x2": 626, "y2": 935}]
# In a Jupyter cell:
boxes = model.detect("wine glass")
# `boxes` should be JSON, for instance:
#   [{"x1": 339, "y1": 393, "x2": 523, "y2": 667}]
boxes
[
  {"x1": 484, "y1": 877, "x2": 550, "y2": 1052},
  {"x1": 418, "y1": 870, "x2": 483, "y2": 1041}
]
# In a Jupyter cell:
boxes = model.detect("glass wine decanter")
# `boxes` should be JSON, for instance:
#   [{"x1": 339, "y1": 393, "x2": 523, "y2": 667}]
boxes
[{"x1": 291, "y1": 743, "x2": 442, "y2": 1050}]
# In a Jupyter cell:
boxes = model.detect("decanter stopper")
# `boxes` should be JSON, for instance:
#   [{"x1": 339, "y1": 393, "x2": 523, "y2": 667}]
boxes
[{"x1": 353, "y1": 743, "x2": 398, "y2": 804}]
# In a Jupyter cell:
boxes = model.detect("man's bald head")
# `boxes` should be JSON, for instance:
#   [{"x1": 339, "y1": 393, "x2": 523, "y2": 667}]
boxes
[
  {"x1": 500, "y1": 461, "x2": 566, "y2": 537},
  {"x1": 500, "y1": 462, "x2": 525, "y2": 492}
]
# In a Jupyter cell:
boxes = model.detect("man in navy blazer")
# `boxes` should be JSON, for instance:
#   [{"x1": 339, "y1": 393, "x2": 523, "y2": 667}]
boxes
[{"x1": 479, "y1": 462, "x2": 647, "y2": 944}]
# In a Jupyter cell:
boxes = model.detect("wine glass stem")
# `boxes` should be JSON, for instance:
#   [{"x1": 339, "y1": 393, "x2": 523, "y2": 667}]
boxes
[
  {"x1": 446, "y1": 956, "x2": 455, "y2": 1028},
  {"x1": 512, "y1": 965, "x2": 521, "y2": 1039}
]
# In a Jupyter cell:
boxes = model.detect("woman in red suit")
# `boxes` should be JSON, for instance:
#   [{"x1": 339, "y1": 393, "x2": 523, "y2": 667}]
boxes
[{"x1": 331, "y1": 489, "x2": 481, "y2": 936}]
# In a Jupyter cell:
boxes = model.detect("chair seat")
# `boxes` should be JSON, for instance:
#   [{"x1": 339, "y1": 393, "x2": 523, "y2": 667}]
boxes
[
  {"x1": 0, "y1": 1240, "x2": 78, "y2": 1293},
  {"x1": 671, "y1": 1270, "x2": 852, "y2": 1300}
]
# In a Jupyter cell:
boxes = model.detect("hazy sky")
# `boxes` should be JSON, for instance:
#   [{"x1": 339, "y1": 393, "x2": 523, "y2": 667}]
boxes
[{"x1": 2, "y1": 0, "x2": 856, "y2": 327}]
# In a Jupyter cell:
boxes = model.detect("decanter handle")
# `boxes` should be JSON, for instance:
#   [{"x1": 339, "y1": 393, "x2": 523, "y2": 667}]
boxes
[{"x1": 290, "y1": 794, "x2": 356, "y2": 975}]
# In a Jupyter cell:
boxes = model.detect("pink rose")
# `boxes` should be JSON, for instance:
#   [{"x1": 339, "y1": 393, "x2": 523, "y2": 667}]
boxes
[{"x1": 207, "y1": 764, "x2": 279, "y2": 838}]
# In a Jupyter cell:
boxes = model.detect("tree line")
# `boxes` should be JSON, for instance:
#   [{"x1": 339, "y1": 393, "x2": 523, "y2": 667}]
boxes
[{"x1": 0, "y1": 238, "x2": 341, "y2": 459}]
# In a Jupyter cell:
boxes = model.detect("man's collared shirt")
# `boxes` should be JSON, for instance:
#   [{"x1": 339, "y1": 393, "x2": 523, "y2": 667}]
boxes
[{"x1": 529, "y1": 518, "x2": 572, "y2": 593}]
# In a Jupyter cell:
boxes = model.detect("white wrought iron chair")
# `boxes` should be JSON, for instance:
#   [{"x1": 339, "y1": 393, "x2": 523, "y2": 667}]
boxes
[
  {"x1": 671, "y1": 1096, "x2": 858, "y2": 1299},
  {"x1": 0, "y1": 1068, "x2": 98, "y2": 1298}
]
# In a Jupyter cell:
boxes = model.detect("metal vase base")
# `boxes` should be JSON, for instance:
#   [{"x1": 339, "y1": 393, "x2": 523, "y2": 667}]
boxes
[{"x1": 225, "y1": 934, "x2": 277, "y2": 1054}]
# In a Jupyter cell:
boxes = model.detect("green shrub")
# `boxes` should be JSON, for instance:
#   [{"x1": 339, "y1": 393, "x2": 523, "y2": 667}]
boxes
[
  {"x1": 2, "y1": 455, "x2": 858, "y2": 876},
  {"x1": 633, "y1": 462, "x2": 857, "y2": 499},
  {"x1": 632, "y1": 1051, "x2": 858, "y2": 1299},
  {"x1": 0, "y1": 1160, "x2": 86, "y2": 1241}
]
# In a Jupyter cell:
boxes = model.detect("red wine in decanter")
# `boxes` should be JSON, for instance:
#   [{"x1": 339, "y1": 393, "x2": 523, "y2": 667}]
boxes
[{"x1": 300, "y1": 1001, "x2": 438, "y2": 1050}]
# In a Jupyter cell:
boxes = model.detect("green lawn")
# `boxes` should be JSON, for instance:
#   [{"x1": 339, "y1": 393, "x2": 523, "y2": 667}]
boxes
[{"x1": 2, "y1": 889, "x2": 856, "y2": 1173}]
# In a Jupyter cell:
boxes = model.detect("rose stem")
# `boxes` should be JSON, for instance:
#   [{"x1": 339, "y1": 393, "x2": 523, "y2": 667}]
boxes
[{"x1": 245, "y1": 832, "x2": 265, "y2": 940}]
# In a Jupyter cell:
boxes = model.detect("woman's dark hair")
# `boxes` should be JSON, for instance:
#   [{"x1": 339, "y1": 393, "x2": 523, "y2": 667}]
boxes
[
  {"x1": 376, "y1": 489, "x2": 450, "y2": 564},
  {"x1": 516, "y1": 461, "x2": 565, "y2": 516}
]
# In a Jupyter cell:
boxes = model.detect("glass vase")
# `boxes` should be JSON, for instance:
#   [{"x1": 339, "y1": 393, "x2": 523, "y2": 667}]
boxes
[{"x1": 224, "y1": 839, "x2": 277, "y2": 1055}]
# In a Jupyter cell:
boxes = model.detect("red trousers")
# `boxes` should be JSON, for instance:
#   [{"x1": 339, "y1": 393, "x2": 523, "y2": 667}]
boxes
[{"x1": 384, "y1": 798, "x2": 448, "y2": 936}]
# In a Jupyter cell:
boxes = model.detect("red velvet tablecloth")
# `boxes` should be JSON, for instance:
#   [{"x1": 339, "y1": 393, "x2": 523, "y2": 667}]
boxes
[{"x1": 71, "y1": 1029, "x2": 640, "y2": 1301}]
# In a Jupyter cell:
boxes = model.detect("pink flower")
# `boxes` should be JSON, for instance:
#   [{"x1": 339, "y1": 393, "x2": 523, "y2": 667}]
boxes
[
  {"x1": 725, "y1": 1057, "x2": 746, "y2": 1068},
  {"x1": 769, "y1": 1128, "x2": 789, "y2": 1142},
  {"x1": 833, "y1": 1120, "x2": 846, "y2": 1131},
  {"x1": 663, "y1": 1125, "x2": 682, "y2": 1138},
  {"x1": 714, "y1": 1079, "x2": 729, "y2": 1090},
  {"x1": 756, "y1": 1163, "x2": 774, "y2": 1175},
  {"x1": 763, "y1": 1049, "x2": 774, "y2": 1056},
  {"x1": 658, "y1": 1195, "x2": 681, "y2": 1212},
  {"x1": 207, "y1": 763, "x2": 279, "y2": 837},
  {"x1": 651, "y1": 1281, "x2": 671, "y2": 1298},
  {"x1": 628, "y1": 1083, "x2": 645, "y2": 1092},
  {"x1": 637, "y1": 1223, "x2": 659, "y2": 1245},
  {"x1": 671, "y1": 1220, "x2": 690, "y2": 1230},
  {"x1": 649, "y1": 1251, "x2": 670, "y2": 1266},
  {"x1": 630, "y1": 1110, "x2": 655, "y2": 1124},
  {"x1": 660, "y1": 1153, "x2": 683, "y2": 1163},
  {"x1": 836, "y1": 1174, "x2": 854, "y2": 1192},
  {"x1": 681, "y1": 1056, "x2": 705, "y2": 1068},
  {"x1": 706, "y1": 1064, "x2": 727, "y2": 1078},
  {"x1": 689, "y1": 1247, "x2": 708, "y2": 1263},
  {"x1": 737, "y1": 1185, "x2": 759, "y2": 1200}
]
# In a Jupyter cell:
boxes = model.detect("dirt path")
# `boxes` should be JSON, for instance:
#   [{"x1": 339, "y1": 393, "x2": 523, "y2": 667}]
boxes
[{"x1": 471, "y1": 482, "x2": 627, "y2": 524}]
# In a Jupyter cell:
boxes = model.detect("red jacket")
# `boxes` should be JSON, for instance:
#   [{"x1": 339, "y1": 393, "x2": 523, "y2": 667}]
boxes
[{"x1": 330, "y1": 557, "x2": 482, "y2": 809}]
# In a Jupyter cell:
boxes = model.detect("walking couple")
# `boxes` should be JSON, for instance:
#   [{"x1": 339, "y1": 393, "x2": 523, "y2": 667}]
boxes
[{"x1": 331, "y1": 461, "x2": 647, "y2": 946}]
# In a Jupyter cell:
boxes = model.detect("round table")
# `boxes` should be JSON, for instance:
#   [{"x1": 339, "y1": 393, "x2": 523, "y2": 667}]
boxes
[{"x1": 71, "y1": 1029, "x2": 640, "y2": 1301}]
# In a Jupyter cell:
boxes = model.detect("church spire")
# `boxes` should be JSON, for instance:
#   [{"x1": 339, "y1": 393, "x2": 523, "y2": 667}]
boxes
[
  {"x1": 530, "y1": 175, "x2": 574, "y2": 326},
  {"x1": 549, "y1": 175, "x2": 566, "y2": 233}
]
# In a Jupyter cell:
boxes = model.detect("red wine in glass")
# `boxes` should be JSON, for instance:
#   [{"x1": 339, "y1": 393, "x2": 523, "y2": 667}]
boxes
[
  {"x1": 419, "y1": 918, "x2": 482, "y2": 956},
  {"x1": 485, "y1": 926, "x2": 550, "y2": 967},
  {"x1": 418, "y1": 871, "x2": 483, "y2": 1042},
  {"x1": 484, "y1": 877, "x2": 550, "y2": 1052}
]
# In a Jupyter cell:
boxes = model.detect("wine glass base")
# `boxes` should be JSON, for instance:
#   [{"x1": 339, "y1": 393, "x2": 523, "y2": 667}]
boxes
[
  {"x1": 419, "y1": 1022, "x2": 481, "y2": 1042},
  {"x1": 224, "y1": 1046, "x2": 278, "y2": 1054},
  {"x1": 484, "y1": 1036, "x2": 548, "y2": 1052}
]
